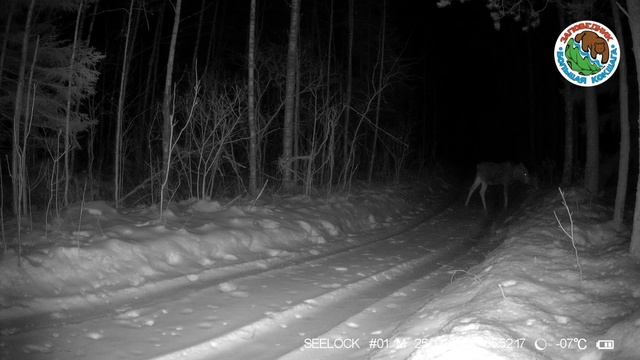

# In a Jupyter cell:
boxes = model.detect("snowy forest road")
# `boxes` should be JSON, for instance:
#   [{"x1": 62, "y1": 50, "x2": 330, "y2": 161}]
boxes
[{"x1": 4, "y1": 202, "x2": 501, "y2": 360}]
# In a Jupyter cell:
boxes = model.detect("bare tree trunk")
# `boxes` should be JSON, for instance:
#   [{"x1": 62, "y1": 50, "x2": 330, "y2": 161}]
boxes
[
  {"x1": 63, "y1": 0, "x2": 84, "y2": 206},
  {"x1": 325, "y1": 0, "x2": 333, "y2": 105},
  {"x1": 21, "y1": 36, "x2": 39, "y2": 221},
  {"x1": 204, "y1": 0, "x2": 220, "y2": 74},
  {"x1": 526, "y1": 34, "x2": 536, "y2": 165},
  {"x1": 161, "y1": 0, "x2": 182, "y2": 208},
  {"x1": 0, "y1": 0, "x2": 16, "y2": 89},
  {"x1": 85, "y1": 0, "x2": 99, "y2": 44},
  {"x1": 192, "y1": 0, "x2": 206, "y2": 71},
  {"x1": 612, "y1": 0, "x2": 629, "y2": 229},
  {"x1": 561, "y1": 84, "x2": 574, "y2": 185},
  {"x1": 557, "y1": 6, "x2": 573, "y2": 186},
  {"x1": 142, "y1": 1, "x2": 165, "y2": 120},
  {"x1": 136, "y1": 2, "x2": 163, "y2": 177},
  {"x1": 584, "y1": 87, "x2": 599, "y2": 194},
  {"x1": 247, "y1": 0, "x2": 258, "y2": 195},
  {"x1": 343, "y1": 0, "x2": 353, "y2": 167},
  {"x1": 293, "y1": 45, "x2": 300, "y2": 179},
  {"x1": 11, "y1": 0, "x2": 35, "y2": 215},
  {"x1": 627, "y1": 0, "x2": 640, "y2": 257},
  {"x1": 282, "y1": 0, "x2": 300, "y2": 191},
  {"x1": 368, "y1": 0, "x2": 386, "y2": 183},
  {"x1": 325, "y1": 0, "x2": 334, "y2": 191},
  {"x1": 114, "y1": 0, "x2": 136, "y2": 208}
]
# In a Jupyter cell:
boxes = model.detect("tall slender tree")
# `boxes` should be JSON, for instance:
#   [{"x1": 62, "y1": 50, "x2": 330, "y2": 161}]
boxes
[
  {"x1": 611, "y1": 0, "x2": 629, "y2": 229},
  {"x1": 11, "y1": 0, "x2": 35, "y2": 215},
  {"x1": 282, "y1": 0, "x2": 301, "y2": 191},
  {"x1": 114, "y1": 0, "x2": 136, "y2": 208},
  {"x1": 584, "y1": 87, "x2": 599, "y2": 194},
  {"x1": 247, "y1": 0, "x2": 258, "y2": 195},
  {"x1": 627, "y1": 0, "x2": 640, "y2": 257},
  {"x1": 325, "y1": 0, "x2": 335, "y2": 190},
  {"x1": 63, "y1": 0, "x2": 85, "y2": 206},
  {"x1": 161, "y1": 0, "x2": 183, "y2": 207},
  {"x1": 368, "y1": 0, "x2": 386, "y2": 183},
  {"x1": 560, "y1": 83, "x2": 574, "y2": 185},
  {"x1": 142, "y1": 1, "x2": 165, "y2": 121},
  {"x1": 204, "y1": 0, "x2": 220, "y2": 74},
  {"x1": 192, "y1": 0, "x2": 206, "y2": 71},
  {"x1": 343, "y1": 0, "x2": 354, "y2": 173},
  {"x1": 0, "y1": 0, "x2": 16, "y2": 89}
]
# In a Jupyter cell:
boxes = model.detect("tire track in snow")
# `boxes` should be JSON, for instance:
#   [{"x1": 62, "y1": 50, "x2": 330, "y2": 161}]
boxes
[
  {"x1": 0, "y1": 195, "x2": 455, "y2": 335},
  {"x1": 281, "y1": 234, "x2": 496, "y2": 360},
  {"x1": 150, "y1": 238, "x2": 469, "y2": 360},
  {"x1": 147, "y1": 204, "x2": 485, "y2": 360},
  {"x1": 2, "y1": 196, "x2": 474, "y2": 359}
]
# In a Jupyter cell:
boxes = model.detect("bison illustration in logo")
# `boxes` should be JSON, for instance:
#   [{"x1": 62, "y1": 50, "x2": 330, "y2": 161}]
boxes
[{"x1": 575, "y1": 30, "x2": 609, "y2": 64}]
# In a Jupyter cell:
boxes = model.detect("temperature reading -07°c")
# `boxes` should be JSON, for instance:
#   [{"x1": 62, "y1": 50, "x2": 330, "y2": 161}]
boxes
[{"x1": 556, "y1": 338, "x2": 588, "y2": 350}]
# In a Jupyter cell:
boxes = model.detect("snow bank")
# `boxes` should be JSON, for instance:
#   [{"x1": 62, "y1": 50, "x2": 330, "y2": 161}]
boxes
[
  {"x1": 0, "y1": 184, "x2": 428, "y2": 321},
  {"x1": 377, "y1": 188, "x2": 640, "y2": 360}
]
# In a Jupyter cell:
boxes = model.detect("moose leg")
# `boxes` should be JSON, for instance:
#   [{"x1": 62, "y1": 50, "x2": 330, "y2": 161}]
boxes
[
  {"x1": 465, "y1": 178, "x2": 481, "y2": 206},
  {"x1": 479, "y1": 182, "x2": 488, "y2": 212}
]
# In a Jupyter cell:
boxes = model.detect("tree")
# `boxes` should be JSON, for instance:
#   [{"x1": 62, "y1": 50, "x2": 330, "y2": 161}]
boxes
[
  {"x1": 63, "y1": 0, "x2": 85, "y2": 207},
  {"x1": 627, "y1": 0, "x2": 640, "y2": 257},
  {"x1": 114, "y1": 0, "x2": 137, "y2": 208},
  {"x1": 343, "y1": 0, "x2": 354, "y2": 180},
  {"x1": 560, "y1": 83, "x2": 574, "y2": 186},
  {"x1": 247, "y1": 0, "x2": 258, "y2": 195},
  {"x1": 10, "y1": 0, "x2": 36, "y2": 215},
  {"x1": 161, "y1": 0, "x2": 182, "y2": 210},
  {"x1": 192, "y1": 0, "x2": 207, "y2": 71},
  {"x1": 2, "y1": 0, "x2": 103, "y2": 214},
  {"x1": 584, "y1": 87, "x2": 599, "y2": 194},
  {"x1": 611, "y1": 0, "x2": 629, "y2": 230},
  {"x1": 325, "y1": 0, "x2": 335, "y2": 191},
  {"x1": 0, "y1": 0, "x2": 16, "y2": 89},
  {"x1": 204, "y1": 0, "x2": 220, "y2": 74},
  {"x1": 281, "y1": 0, "x2": 301, "y2": 191},
  {"x1": 368, "y1": 0, "x2": 387, "y2": 183}
]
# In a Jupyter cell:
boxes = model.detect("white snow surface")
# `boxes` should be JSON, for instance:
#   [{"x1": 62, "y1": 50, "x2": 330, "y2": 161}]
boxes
[{"x1": 0, "y1": 184, "x2": 639, "y2": 360}]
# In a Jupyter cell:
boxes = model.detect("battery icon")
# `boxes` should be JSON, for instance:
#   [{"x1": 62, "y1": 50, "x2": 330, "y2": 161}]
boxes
[{"x1": 596, "y1": 340, "x2": 614, "y2": 350}]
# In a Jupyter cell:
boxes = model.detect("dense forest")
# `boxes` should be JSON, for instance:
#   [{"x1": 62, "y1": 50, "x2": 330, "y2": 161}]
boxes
[
  {"x1": 2, "y1": 0, "x2": 640, "y2": 255},
  {"x1": 1, "y1": 0, "x2": 432, "y2": 210}
]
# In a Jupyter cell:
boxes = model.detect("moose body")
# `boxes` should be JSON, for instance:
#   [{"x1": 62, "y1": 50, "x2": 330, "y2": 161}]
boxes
[{"x1": 465, "y1": 162, "x2": 530, "y2": 212}]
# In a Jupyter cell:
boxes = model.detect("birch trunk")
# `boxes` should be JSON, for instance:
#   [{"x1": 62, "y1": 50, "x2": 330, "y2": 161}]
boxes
[
  {"x1": 343, "y1": 0, "x2": 353, "y2": 166},
  {"x1": 192, "y1": 0, "x2": 206, "y2": 71},
  {"x1": 142, "y1": 1, "x2": 165, "y2": 119},
  {"x1": 161, "y1": 0, "x2": 182, "y2": 208},
  {"x1": 611, "y1": 0, "x2": 629, "y2": 229},
  {"x1": 626, "y1": 0, "x2": 640, "y2": 257},
  {"x1": 114, "y1": 0, "x2": 136, "y2": 208},
  {"x1": 204, "y1": 0, "x2": 219, "y2": 74},
  {"x1": 247, "y1": 0, "x2": 258, "y2": 195},
  {"x1": 11, "y1": 0, "x2": 35, "y2": 215},
  {"x1": 325, "y1": 0, "x2": 334, "y2": 190},
  {"x1": 367, "y1": 0, "x2": 386, "y2": 183},
  {"x1": 584, "y1": 87, "x2": 599, "y2": 194},
  {"x1": 282, "y1": 0, "x2": 300, "y2": 191},
  {"x1": 0, "y1": 0, "x2": 16, "y2": 89},
  {"x1": 561, "y1": 83, "x2": 574, "y2": 185}
]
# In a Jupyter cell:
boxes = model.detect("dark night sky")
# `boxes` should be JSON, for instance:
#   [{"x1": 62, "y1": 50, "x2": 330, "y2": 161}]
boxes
[{"x1": 394, "y1": 1, "x2": 564, "y2": 167}]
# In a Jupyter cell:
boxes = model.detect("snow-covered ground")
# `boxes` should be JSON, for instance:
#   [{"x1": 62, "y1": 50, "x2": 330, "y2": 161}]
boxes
[{"x1": 0, "y1": 182, "x2": 639, "y2": 360}]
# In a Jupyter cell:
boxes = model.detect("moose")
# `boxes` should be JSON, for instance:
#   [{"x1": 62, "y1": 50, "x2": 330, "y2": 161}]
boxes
[{"x1": 465, "y1": 162, "x2": 530, "y2": 213}]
